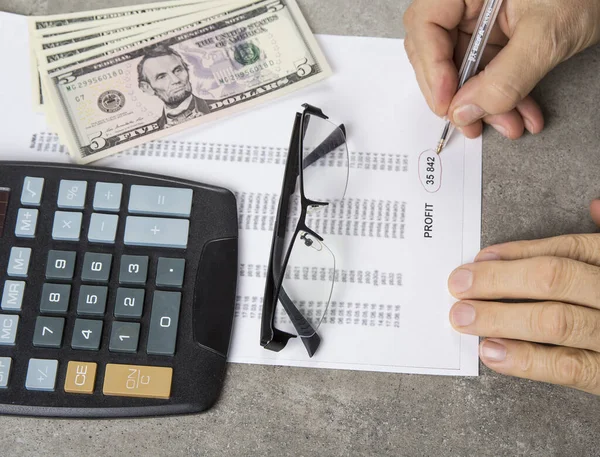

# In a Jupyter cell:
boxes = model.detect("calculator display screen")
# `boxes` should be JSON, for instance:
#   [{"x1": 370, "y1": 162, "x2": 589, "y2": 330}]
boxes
[{"x1": 0, "y1": 188, "x2": 9, "y2": 237}]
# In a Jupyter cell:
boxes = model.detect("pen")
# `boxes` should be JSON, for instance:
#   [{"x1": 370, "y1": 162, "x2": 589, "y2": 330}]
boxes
[{"x1": 435, "y1": 0, "x2": 505, "y2": 154}]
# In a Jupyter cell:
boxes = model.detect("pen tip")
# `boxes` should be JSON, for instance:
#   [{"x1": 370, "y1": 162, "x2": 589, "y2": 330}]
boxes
[{"x1": 435, "y1": 141, "x2": 443, "y2": 155}]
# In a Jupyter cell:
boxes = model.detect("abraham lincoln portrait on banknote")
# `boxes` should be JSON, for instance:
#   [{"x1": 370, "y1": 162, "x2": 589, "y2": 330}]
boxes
[{"x1": 137, "y1": 44, "x2": 215, "y2": 128}]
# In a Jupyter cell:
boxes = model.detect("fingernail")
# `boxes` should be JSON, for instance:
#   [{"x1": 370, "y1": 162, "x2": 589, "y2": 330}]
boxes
[
  {"x1": 480, "y1": 340, "x2": 507, "y2": 362},
  {"x1": 491, "y1": 124, "x2": 509, "y2": 138},
  {"x1": 523, "y1": 118, "x2": 534, "y2": 133},
  {"x1": 451, "y1": 303, "x2": 476, "y2": 327},
  {"x1": 453, "y1": 104, "x2": 485, "y2": 126},
  {"x1": 448, "y1": 269, "x2": 473, "y2": 294},
  {"x1": 475, "y1": 251, "x2": 500, "y2": 262}
]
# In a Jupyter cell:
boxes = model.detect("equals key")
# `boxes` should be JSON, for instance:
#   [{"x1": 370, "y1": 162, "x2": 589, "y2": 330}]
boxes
[{"x1": 128, "y1": 185, "x2": 192, "y2": 217}]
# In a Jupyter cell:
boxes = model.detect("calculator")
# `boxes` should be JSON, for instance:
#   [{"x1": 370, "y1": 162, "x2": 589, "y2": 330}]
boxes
[{"x1": 0, "y1": 161, "x2": 238, "y2": 418}]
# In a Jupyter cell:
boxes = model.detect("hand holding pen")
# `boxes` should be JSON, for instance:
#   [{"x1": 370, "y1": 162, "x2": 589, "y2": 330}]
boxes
[
  {"x1": 404, "y1": 0, "x2": 600, "y2": 152},
  {"x1": 435, "y1": 0, "x2": 504, "y2": 153}
]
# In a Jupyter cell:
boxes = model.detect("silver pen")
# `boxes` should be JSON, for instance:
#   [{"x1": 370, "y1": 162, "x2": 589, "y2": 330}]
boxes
[{"x1": 435, "y1": 0, "x2": 505, "y2": 154}]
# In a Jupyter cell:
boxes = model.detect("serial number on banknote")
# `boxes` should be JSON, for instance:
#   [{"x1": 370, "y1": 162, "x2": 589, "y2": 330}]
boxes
[
  {"x1": 219, "y1": 59, "x2": 276, "y2": 84},
  {"x1": 61, "y1": 69, "x2": 125, "y2": 91}
]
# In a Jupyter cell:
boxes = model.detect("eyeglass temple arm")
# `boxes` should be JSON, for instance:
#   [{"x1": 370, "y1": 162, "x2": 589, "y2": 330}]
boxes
[
  {"x1": 273, "y1": 238, "x2": 321, "y2": 357},
  {"x1": 301, "y1": 123, "x2": 347, "y2": 170}
]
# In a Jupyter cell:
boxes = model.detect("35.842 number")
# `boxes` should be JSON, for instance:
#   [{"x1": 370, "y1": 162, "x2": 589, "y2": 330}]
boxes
[
  {"x1": 425, "y1": 156, "x2": 436, "y2": 186},
  {"x1": 418, "y1": 150, "x2": 442, "y2": 193}
]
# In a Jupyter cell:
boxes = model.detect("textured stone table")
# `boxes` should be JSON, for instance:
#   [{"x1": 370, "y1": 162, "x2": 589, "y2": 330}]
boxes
[{"x1": 0, "y1": 1, "x2": 599, "y2": 455}]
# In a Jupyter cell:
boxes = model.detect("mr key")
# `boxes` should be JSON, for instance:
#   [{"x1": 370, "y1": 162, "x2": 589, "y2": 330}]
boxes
[{"x1": 0, "y1": 161, "x2": 238, "y2": 418}]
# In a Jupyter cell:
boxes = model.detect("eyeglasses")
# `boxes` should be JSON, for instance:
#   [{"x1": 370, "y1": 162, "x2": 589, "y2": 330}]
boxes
[{"x1": 260, "y1": 103, "x2": 349, "y2": 357}]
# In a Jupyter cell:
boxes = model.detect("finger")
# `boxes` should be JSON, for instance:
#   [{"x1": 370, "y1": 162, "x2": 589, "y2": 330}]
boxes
[
  {"x1": 448, "y1": 16, "x2": 558, "y2": 127},
  {"x1": 403, "y1": 0, "x2": 465, "y2": 116},
  {"x1": 483, "y1": 97, "x2": 545, "y2": 138},
  {"x1": 482, "y1": 109, "x2": 524, "y2": 140},
  {"x1": 514, "y1": 96, "x2": 544, "y2": 134},
  {"x1": 450, "y1": 300, "x2": 600, "y2": 353},
  {"x1": 404, "y1": 38, "x2": 436, "y2": 112},
  {"x1": 461, "y1": 100, "x2": 543, "y2": 140},
  {"x1": 457, "y1": 121, "x2": 482, "y2": 139},
  {"x1": 474, "y1": 234, "x2": 600, "y2": 266},
  {"x1": 591, "y1": 200, "x2": 600, "y2": 227},
  {"x1": 448, "y1": 257, "x2": 600, "y2": 310},
  {"x1": 406, "y1": 21, "x2": 458, "y2": 116},
  {"x1": 478, "y1": 338, "x2": 600, "y2": 395}
]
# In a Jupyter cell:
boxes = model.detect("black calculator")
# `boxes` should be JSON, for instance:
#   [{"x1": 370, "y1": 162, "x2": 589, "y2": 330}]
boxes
[{"x1": 0, "y1": 161, "x2": 238, "y2": 418}]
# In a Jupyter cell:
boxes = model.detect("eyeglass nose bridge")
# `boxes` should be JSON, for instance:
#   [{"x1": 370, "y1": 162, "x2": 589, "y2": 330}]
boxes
[{"x1": 297, "y1": 206, "x2": 326, "y2": 243}]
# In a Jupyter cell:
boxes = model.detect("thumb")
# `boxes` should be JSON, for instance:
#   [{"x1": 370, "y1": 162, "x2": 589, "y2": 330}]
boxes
[
  {"x1": 591, "y1": 200, "x2": 600, "y2": 227},
  {"x1": 448, "y1": 17, "x2": 557, "y2": 126}
]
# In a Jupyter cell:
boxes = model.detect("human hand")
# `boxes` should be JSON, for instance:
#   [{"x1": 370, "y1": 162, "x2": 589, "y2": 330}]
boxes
[
  {"x1": 403, "y1": 0, "x2": 600, "y2": 140},
  {"x1": 448, "y1": 200, "x2": 600, "y2": 395}
]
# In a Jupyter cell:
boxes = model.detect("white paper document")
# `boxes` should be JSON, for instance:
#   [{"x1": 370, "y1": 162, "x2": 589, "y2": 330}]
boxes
[{"x1": 0, "y1": 12, "x2": 481, "y2": 375}]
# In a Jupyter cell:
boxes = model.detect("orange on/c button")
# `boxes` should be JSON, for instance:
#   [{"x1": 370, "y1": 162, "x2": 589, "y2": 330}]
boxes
[
  {"x1": 103, "y1": 364, "x2": 172, "y2": 399},
  {"x1": 64, "y1": 361, "x2": 97, "y2": 394}
]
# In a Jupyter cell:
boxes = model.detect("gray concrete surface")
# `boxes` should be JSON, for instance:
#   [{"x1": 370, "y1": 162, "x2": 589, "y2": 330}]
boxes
[{"x1": 1, "y1": 0, "x2": 600, "y2": 456}]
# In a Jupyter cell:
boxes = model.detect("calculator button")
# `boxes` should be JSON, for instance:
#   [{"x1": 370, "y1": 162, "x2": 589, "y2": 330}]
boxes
[
  {"x1": 103, "y1": 364, "x2": 172, "y2": 399},
  {"x1": 52, "y1": 211, "x2": 83, "y2": 241},
  {"x1": 15, "y1": 208, "x2": 38, "y2": 238},
  {"x1": 147, "y1": 291, "x2": 181, "y2": 356},
  {"x1": 46, "y1": 250, "x2": 76, "y2": 280},
  {"x1": 81, "y1": 253, "x2": 112, "y2": 283},
  {"x1": 33, "y1": 316, "x2": 65, "y2": 348},
  {"x1": 25, "y1": 359, "x2": 58, "y2": 391},
  {"x1": 1, "y1": 280, "x2": 25, "y2": 311},
  {"x1": 119, "y1": 255, "x2": 148, "y2": 285},
  {"x1": 109, "y1": 322, "x2": 140, "y2": 353},
  {"x1": 0, "y1": 357, "x2": 11, "y2": 388},
  {"x1": 0, "y1": 315, "x2": 18, "y2": 346},
  {"x1": 64, "y1": 361, "x2": 97, "y2": 394},
  {"x1": 7, "y1": 247, "x2": 31, "y2": 277},
  {"x1": 77, "y1": 285, "x2": 108, "y2": 316},
  {"x1": 93, "y1": 182, "x2": 122, "y2": 212},
  {"x1": 129, "y1": 185, "x2": 192, "y2": 217},
  {"x1": 124, "y1": 216, "x2": 189, "y2": 249},
  {"x1": 57, "y1": 180, "x2": 87, "y2": 209},
  {"x1": 71, "y1": 319, "x2": 103, "y2": 350},
  {"x1": 156, "y1": 258, "x2": 185, "y2": 288},
  {"x1": 21, "y1": 177, "x2": 44, "y2": 206},
  {"x1": 40, "y1": 283, "x2": 71, "y2": 314},
  {"x1": 88, "y1": 213, "x2": 119, "y2": 244},
  {"x1": 114, "y1": 288, "x2": 145, "y2": 319}
]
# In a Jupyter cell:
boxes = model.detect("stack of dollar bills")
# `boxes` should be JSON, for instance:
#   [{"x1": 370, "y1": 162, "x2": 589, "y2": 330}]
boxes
[{"x1": 28, "y1": 0, "x2": 331, "y2": 163}]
